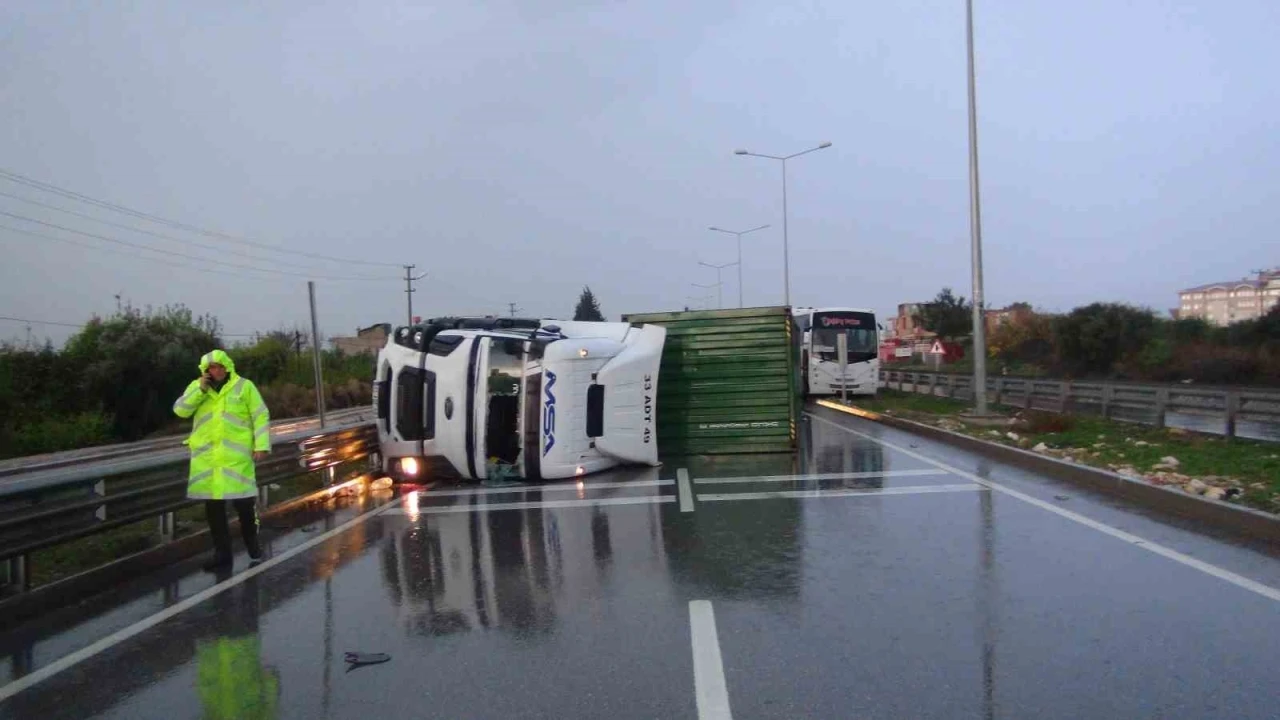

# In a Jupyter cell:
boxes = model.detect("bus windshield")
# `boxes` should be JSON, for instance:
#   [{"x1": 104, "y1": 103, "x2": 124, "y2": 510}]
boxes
[{"x1": 811, "y1": 311, "x2": 877, "y2": 363}]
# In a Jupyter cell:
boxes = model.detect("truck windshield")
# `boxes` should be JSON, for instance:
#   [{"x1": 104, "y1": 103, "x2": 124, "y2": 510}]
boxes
[
  {"x1": 811, "y1": 312, "x2": 877, "y2": 363},
  {"x1": 485, "y1": 339, "x2": 523, "y2": 464}
]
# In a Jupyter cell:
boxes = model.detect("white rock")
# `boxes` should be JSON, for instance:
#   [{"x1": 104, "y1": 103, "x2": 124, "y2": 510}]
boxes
[
  {"x1": 1157, "y1": 456, "x2": 1181, "y2": 468},
  {"x1": 1063, "y1": 456, "x2": 1075, "y2": 463},
  {"x1": 1032, "y1": 443, "x2": 1049, "y2": 453},
  {"x1": 1203, "y1": 487, "x2": 1226, "y2": 501},
  {"x1": 1134, "y1": 441, "x2": 1151, "y2": 447},
  {"x1": 1183, "y1": 479, "x2": 1208, "y2": 495},
  {"x1": 988, "y1": 430, "x2": 1002, "y2": 437},
  {"x1": 1006, "y1": 432, "x2": 1021, "y2": 441}
]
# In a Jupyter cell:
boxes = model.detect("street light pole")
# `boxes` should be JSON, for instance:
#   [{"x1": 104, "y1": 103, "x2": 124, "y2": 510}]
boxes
[
  {"x1": 966, "y1": 0, "x2": 989, "y2": 415},
  {"x1": 698, "y1": 261, "x2": 736, "y2": 309},
  {"x1": 709, "y1": 224, "x2": 770, "y2": 308},
  {"x1": 692, "y1": 282, "x2": 720, "y2": 309},
  {"x1": 735, "y1": 142, "x2": 832, "y2": 307},
  {"x1": 686, "y1": 294, "x2": 713, "y2": 310}
]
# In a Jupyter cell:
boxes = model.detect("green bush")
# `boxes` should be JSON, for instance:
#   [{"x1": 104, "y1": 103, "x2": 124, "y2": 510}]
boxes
[{"x1": 0, "y1": 411, "x2": 114, "y2": 460}]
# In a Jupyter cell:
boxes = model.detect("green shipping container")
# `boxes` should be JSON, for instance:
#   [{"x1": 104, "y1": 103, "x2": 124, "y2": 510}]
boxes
[{"x1": 620, "y1": 306, "x2": 802, "y2": 456}]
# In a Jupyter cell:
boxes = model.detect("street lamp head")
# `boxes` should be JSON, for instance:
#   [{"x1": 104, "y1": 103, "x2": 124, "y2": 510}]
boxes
[
  {"x1": 734, "y1": 149, "x2": 748, "y2": 155},
  {"x1": 818, "y1": 142, "x2": 833, "y2": 149}
]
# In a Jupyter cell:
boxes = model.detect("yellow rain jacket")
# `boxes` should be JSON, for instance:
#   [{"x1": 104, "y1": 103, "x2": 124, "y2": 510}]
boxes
[{"x1": 172, "y1": 350, "x2": 271, "y2": 500}]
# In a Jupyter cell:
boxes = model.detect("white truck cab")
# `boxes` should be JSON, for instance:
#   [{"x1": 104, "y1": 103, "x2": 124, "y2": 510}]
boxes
[{"x1": 374, "y1": 317, "x2": 665, "y2": 482}]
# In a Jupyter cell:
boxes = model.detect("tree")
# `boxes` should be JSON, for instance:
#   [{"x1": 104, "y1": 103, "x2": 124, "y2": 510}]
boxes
[
  {"x1": 918, "y1": 288, "x2": 972, "y2": 340},
  {"x1": 1051, "y1": 303, "x2": 1158, "y2": 377},
  {"x1": 62, "y1": 304, "x2": 221, "y2": 440},
  {"x1": 574, "y1": 286, "x2": 605, "y2": 321}
]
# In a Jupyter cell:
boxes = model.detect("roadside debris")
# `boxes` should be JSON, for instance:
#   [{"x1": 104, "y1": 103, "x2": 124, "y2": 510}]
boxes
[{"x1": 345, "y1": 652, "x2": 391, "y2": 672}]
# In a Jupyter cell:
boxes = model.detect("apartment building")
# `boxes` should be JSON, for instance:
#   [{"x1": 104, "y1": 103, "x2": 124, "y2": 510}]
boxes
[{"x1": 1178, "y1": 268, "x2": 1280, "y2": 326}]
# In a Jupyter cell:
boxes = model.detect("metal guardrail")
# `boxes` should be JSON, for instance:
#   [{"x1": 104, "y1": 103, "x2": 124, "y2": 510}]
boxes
[
  {"x1": 879, "y1": 370, "x2": 1280, "y2": 440},
  {"x1": 0, "y1": 407, "x2": 372, "y2": 479},
  {"x1": 0, "y1": 421, "x2": 378, "y2": 593}
]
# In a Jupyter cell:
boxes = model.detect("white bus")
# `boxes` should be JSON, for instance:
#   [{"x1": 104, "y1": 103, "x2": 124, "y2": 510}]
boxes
[{"x1": 793, "y1": 307, "x2": 879, "y2": 397}]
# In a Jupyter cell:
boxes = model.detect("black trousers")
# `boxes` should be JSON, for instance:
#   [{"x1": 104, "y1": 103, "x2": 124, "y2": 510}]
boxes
[{"x1": 205, "y1": 498, "x2": 262, "y2": 560}]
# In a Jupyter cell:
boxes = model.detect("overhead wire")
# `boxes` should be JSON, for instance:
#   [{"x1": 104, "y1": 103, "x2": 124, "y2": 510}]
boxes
[
  {"x1": 0, "y1": 314, "x2": 257, "y2": 336},
  {"x1": 0, "y1": 211, "x2": 395, "y2": 281},
  {"x1": 0, "y1": 167, "x2": 404, "y2": 268},
  {"x1": 0, "y1": 188, "x2": 362, "y2": 271}
]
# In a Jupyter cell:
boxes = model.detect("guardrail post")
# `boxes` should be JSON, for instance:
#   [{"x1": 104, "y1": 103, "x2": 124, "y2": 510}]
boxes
[
  {"x1": 9, "y1": 644, "x2": 33, "y2": 679},
  {"x1": 946, "y1": 374, "x2": 956, "y2": 399},
  {"x1": 5, "y1": 554, "x2": 29, "y2": 594},
  {"x1": 1024, "y1": 381, "x2": 1034, "y2": 411},
  {"x1": 1154, "y1": 388, "x2": 1169, "y2": 429},
  {"x1": 259, "y1": 483, "x2": 270, "y2": 508},
  {"x1": 325, "y1": 465, "x2": 337, "y2": 488},
  {"x1": 994, "y1": 377, "x2": 1004, "y2": 407},
  {"x1": 1225, "y1": 391, "x2": 1240, "y2": 439},
  {"x1": 1060, "y1": 381, "x2": 1072, "y2": 413},
  {"x1": 158, "y1": 511, "x2": 176, "y2": 544},
  {"x1": 1101, "y1": 384, "x2": 1113, "y2": 419},
  {"x1": 897, "y1": 372, "x2": 904, "y2": 392}
]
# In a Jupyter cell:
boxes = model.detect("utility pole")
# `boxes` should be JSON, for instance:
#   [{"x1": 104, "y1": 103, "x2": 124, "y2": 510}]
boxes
[
  {"x1": 403, "y1": 265, "x2": 427, "y2": 326},
  {"x1": 507, "y1": 302, "x2": 521, "y2": 318},
  {"x1": 308, "y1": 281, "x2": 327, "y2": 428}
]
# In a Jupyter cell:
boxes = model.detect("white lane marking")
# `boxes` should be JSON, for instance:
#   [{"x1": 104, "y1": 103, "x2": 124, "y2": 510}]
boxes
[
  {"x1": 677, "y1": 468, "x2": 695, "y2": 512},
  {"x1": 807, "y1": 412, "x2": 1280, "y2": 604},
  {"x1": 0, "y1": 495, "x2": 403, "y2": 702},
  {"x1": 417, "y1": 478, "x2": 674, "y2": 498},
  {"x1": 385, "y1": 495, "x2": 675, "y2": 515},
  {"x1": 689, "y1": 600, "x2": 733, "y2": 720},
  {"x1": 699, "y1": 483, "x2": 983, "y2": 503},
  {"x1": 693, "y1": 468, "x2": 948, "y2": 486}
]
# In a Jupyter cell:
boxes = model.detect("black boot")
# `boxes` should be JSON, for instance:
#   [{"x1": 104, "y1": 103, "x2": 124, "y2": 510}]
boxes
[{"x1": 234, "y1": 498, "x2": 264, "y2": 564}]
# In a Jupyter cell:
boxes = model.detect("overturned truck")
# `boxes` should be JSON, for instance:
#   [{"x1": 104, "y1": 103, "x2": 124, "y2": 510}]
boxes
[{"x1": 374, "y1": 307, "x2": 801, "y2": 482}]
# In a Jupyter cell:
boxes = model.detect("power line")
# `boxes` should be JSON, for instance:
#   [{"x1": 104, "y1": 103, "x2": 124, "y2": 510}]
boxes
[
  {"x1": 0, "y1": 315, "x2": 83, "y2": 328},
  {"x1": 0, "y1": 188, "x2": 358, "y2": 271},
  {"x1": 0, "y1": 314, "x2": 256, "y2": 336},
  {"x1": 0, "y1": 211, "x2": 394, "y2": 281},
  {"x1": 0, "y1": 167, "x2": 403, "y2": 268},
  {"x1": 1, "y1": 222, "x2": 258, "y2": 279}
]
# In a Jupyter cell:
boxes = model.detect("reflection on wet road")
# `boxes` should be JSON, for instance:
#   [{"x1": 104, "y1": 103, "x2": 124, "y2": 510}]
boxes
[{"x1": 4, "y1": 404, "x2": 1280, "y2": 719}]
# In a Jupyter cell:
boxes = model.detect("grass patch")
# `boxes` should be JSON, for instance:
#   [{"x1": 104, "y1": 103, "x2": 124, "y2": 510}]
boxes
[
  {"x1": 852, "y1": 390, "x2": 970, "y2": 418},
  {"x1": 1022, "y1": 417, "x2": 1280, "y2": 491},
  {"x1": 857, "y1": 389, "x2": 1280, "y2": 513},
  {"x1": 29, "y1": 518, "x2": 159, "y2": 588}
]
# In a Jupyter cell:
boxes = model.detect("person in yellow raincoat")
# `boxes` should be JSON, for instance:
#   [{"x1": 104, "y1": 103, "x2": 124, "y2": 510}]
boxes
[{"x1": 173, "y1": 349, "x2": 271, "y2": 571}]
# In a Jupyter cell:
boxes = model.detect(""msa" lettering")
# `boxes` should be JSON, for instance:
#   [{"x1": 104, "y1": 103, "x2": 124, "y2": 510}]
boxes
[{"x1": 542, "y1": 370, "x2": 557, "y2": 456}]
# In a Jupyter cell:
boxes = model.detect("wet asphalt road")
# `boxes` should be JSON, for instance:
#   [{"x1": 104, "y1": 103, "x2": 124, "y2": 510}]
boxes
[{"x1": 3, "y1": 405, "x2": 1280, "y2": 719}]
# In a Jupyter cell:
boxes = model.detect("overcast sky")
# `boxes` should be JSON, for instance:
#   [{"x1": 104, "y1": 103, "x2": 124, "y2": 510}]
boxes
[{"x1": 2, "y1": 1, "x2": 1277, "y2": 346}]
